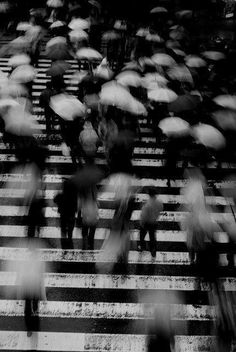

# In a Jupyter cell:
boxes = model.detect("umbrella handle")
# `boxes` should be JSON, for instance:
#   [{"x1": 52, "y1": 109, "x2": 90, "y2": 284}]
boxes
[{"x1": 230, "y1": 204, "x2": 236, "y2": 223}]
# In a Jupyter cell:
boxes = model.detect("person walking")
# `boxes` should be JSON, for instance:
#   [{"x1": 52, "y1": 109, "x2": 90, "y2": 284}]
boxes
[{"x1": 138, "y1": 187, "x2": 163, "y2": 257}]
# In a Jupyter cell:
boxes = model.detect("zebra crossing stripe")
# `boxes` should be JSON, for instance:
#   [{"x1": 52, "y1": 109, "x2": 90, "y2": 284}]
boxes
[
  {"x1": 0, "y1": 272, "x2": 235, "y2": 290},
  {"x1": 0, "y1": 300, "x2": 216, "y2": 320}
]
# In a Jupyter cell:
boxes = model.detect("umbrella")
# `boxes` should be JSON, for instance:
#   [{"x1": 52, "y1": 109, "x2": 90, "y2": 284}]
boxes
[
  {"x1": 0, "y1": 82, "x2": 28, "y2": 97},
  {"x1": 100, "y1": 81, "x2": 147, "y2": 115},
  {"x1": 171, "y1": 48, "x2": 186, "y2": 57},
  {"x1": 68, "y1": 18, "x2": 90, "y2": 31},
  {"x1": 93, "y1": 58, "x2": 113, "y2": 80},
  {"x1": 201, "y1": 51, "x2": 226, "y2": 61},
  {"x1": 103, "y1": 173, "x2": 137, "y2": 200},
  {"x1": 71, "y1": 165, "x2": 104, "y2": 192},
  {"x1": 213, "y1": 95, "x2": 236, "y2": 110},
  {"x1": 212, "y1": 110, "x2": 236, "y2": 131},
  {"x1": 113, "y1": 20, "x2": 127, "y2": 31},
  {"x1": 142, "y1": 73, "x2": 168, "y2": 90},
  {"x1": 47, "y1": 0, "x2": 63, "y2": 7},
  {"x1": 46, "y1": 36, "x2": 67, "y2": 48},
  {"x1": 169, "y1": 30, "x2": 186, "y2": 41},
  {"x1": 148, "y1": 88, "x2": 178, "y2": 103},
  {"x1": 6, "y1": 37, "x2": 31, "y2": 56},
  {"x1": 3, "y1": 106, "x2": 39, "y2": 136},
  {"x1": 150, "y1": 6, "x2": 168, "y2": 14},
  {"x1": 168, "y1": 94, "x2": 200, "y2": 113},
  {"x1": 102, "y1": 30, "x2": 121, "y2": 41},
  {"x1": 76, "y1": 47, "x2": 103, "y2": 61},
  {"x1": 165, "y1": 39, "x2": 181, "y2": 49},
  {"x1": 69, "y1": 29, "x2": 88, "y2": 41},
  {"x1": 0, "y1": 98, "x2": 19, "y2": 109},
  {"x1": 8, "y1": 54, "x2": 31, "y2": 67},
  {"x1": 50, "y1": 20, "x2": 66, "y2": 29},
  {"x1": 0, "y1": 1, "x2": 11, "y2": 13},
  {"x1": 192, "y1": 123, "x2": 226, "y2": 150},
  {"x1": 10, "y1": 65, "x2": 36, "y2": 83},
  {"x1": 16, "y1": 22, "x2": 32, "y2": 32},
  {"x1": 185, "y1": 55, "x2": 207, "y2": 68},
  {"x1": 136, "y1": 28, "x2": 150, "y2": 37},
  {"x1": 146, "y1": 34, "x2": 164, "y2": 43},
  {"x1": 167, "y1": 65, "x2": 193, "y2": 84},
  {"x1": 122, "y1": 62, "x2": 143, "y2": 73},
  {"x1": 175, "y1": 9, "x2": 193, "y2": 19},
  {"x1": 46, "y1": 60, "x2": 71, "y2": 77},
  {"x1": 158, "y1": 116, "x2": 190, "y2": 137},
  {"x1": 116, "y1": 70, "x2": 142, "y2": 88},
  {"x1": 25, "y1": 25, "x2": 42, "y2": 41},
  {"x1": 151, "y1": 53, "x2": 176, "y2": 67},
  {"x1": 46, "y1": 42, "x2": 72, "y2": 61},
  {"x1": 50, "y1": 94, "x2": 86, "y2": 120}
]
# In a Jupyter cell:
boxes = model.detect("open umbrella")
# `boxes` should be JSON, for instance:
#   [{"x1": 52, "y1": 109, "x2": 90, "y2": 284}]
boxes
[
  {"x1": 94, "y1": 58, "x2": 113, "y2": 80},
  {"x1": 50, "y1": 94, "x2": 86, "y2": 120},
  {"x1": 47, "y1": 0, "x2": 63, "y2": 7},
  {"x1": 136, "y1": 28, "x2": 150, "y2": 38},
  {"x1": 169, "y1": 30, "x2": 186, "y2": 41},
  {"x1": 0, "y1": 1, "x2": 11, "y2": 13},
  {"x1": 175, "y1": 9, "x2": 193, "y2": 19},
  {"x1": 68, "y1": 18, "x2": 90, "y2": 31},
  {"x1": 185, "y1": 55, "x2": 207, "y2": 68},
  {"x1": 0, "y1": 98, "x2": 19, "y2": 109},
  {"x1": 69, "y1": 29, "x2": 88, "y2": 41},
  {"x1": 10, "y1": 65, "x2": 36, "y2": 83},
  {"x1": 192, "y1": 123, "x2": 226, "y2": 150},
  {"x1": 148, "y1": 88, "x2": 178, "y2": 103},
  {"x1": 76, "y1": 47, "x2": 103, "y2": 61},
  {"x1": 122, "y1": 61, "x2": 143, "y2": 73},
  {"x1": 8, "y1": 54, "x2": 31, "y2": 67},
  {"x1": 213, "y1": 95, "x2": 236, "y2": 110},
  {"x1": 45, "y1": 42, "x2": 72, "y2": 61},
  {"x1": 50, "y1": 20, "x2": 65, "y2": 29},
  {"x1": 150, "y1": 6, "x2": 168, "y2": 14},
  {"x1": 114, "y1": 20, "x2": 127, "y2": 31},
  {"x1": 201, "y1": 51, "x2": 226, "y2": 61},
  {"x1": 171, "y1": 48, "x2": 186, "y2": 57},
  {"x1": 71, "y1": 165, "x2": 104, "y2": 192},
  {"x1": 212, "y1": 110, "x2": 236, "y2": 131},
  {"x1": 102, "y1": 30, "x2": 121, "y2": 41},
  {"x1": 151, "y1": 53, "x2": 176, "y2": 67},
  {"x1": 116, "y1": 70, "x2": 142, "y2": 88},
  {"x1": 3, "y1": 105, "x2": 39, "y2": 136},
  {"x1": 103, "y1": 173, "x2": 137, "y2": 200},
  {"x1": 16, "y1": 22, "x2": 32, "y2": 32},
  {"x1": 168, "y1": 94, "x2": 200, "y2": 113},
  {"x1": 167, "y1": 65, "x2": 193, "y2": 84},
  {"x1": 46, "y1": 60, "x2": 71, "y2": 77},
  {"x1": 142, "y1": 73, "x2": 168, "y2": 90},
  {"x1": 146, "y1": 34, "x2": 164, "y2": 43},
  {"x1": 0, "y1": 82, "x2": 28, "y2": 97},
  {"x1": 158, "y1": 116, "x2": 190, "y2": 137},
  {"x1": 166, "y1": 39, "x2": 181, "y2": 49},
  {"x1": 46, "y1": 36, "x2": 67, "y2": 48}
]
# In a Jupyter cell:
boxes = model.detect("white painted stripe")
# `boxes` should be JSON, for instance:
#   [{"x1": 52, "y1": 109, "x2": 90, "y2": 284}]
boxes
[
  {"x1": 0, "y1": 300, "x2": 215, "y2": 320},
  {"x1": 0, "y1": 272, "x2": 235, "y2": 290},
  {"x1": 0, "y1": 331, "x2": 218, "y2": 352},
  {"x1": 0, "y1": 247, "x2": 230, "y2": 266}
]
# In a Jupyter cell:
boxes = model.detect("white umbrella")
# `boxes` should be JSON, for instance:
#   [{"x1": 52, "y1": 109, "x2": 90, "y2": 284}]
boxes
[
  {"x1": 9, "y1": 36, "x2": 30, "y2": 53},
  {"x1": 146, "y1": 34, "x2": 164, "y2": 43},
  {"x1": 76, "y1": 47, "x2": 103, "y2": 61},
  {"x1": 175, "y1": 9, "x2": 193, "y2": 19},
  {"x1": 213, "y1": 95, "x2": 236, "y2": 110},
  {"x1": 201, "y1": 51, "x2": 226, "y2": 61},
  {"x1": 136, "y1": 28, "x2": 150, "y2": 37},
  {"x1": 0, "y1": 82, "x2": 28, "y2": 97},
  {"x1": 185, "y1": 55, "x2": 207, "y2": 68},
  {"x1": 69, "y1": 29, "x2": 88, "y2": 41},
  {"x1": 113, "y1": 20, "x2": 127, "y2": 31},
  {"x1": 192, "y1": 123, "x2": 226, "y2": 150},
  {"x1": 151, "y1": 53, "x2": 176, "y2": 67},
  {"x1": 25, "y1": 25, "x2": 42, "y2": 41},
  {"x1": 142, "y1": 73, "x2": 168, "y2": 89},
  {"x1": 102, "y1": 30, "x2": 121, "y2": 41},
  {"x1": 46, "y1": 36, "x2": 67, "y2": 49},
  {"x1": 10, "y1": 65, "x2": 36, "y2": 83},
  {"x1": 122, "y1": 61, "x2": 142, "y2": 73},
  {"x1": 172, "y1": 48, "x2": 186, "y2": 57},
  {"x1": 50, "y1": 20, "x2": 65, "y2": 29},
  {"x1": 100, "y1": 81, "x2": 147, "y2": 115},
  {"x1": 16, "y1": 22, "x2": 32, "y2": 32},
  {"x1": 150, "y1": 6, "x2": 168, "y2": 14},
  {"x1": 167, "y1": 65, "x2": 193, "y2": 84},
  {"x1": 159, "y1": 117, "x2": 190, "y2": 137},
  {"x1": 103, "y1": 173, "x2": 137, "y2": 200},
  {"x1": 50, "y1": 94, "x2": 86, "y2": 120},
  {"x1": 68, "y1": 18, "x2": 90, "y2": 31},
  {"x1": 93, "y1": 58, "x2": 113, "y2": 80},
  {"x1": 3, "y1": 105, "x2": 39, "y2": 136},
  {"x1": 0, "y1": 98, "x2": 19, "y2": 109},
  {"x1": 116, "y1": 70, "x2": 142, "y2": 87},
  {"x1": 148, "y1": 88, "x2": 178, "y2": 103},
  {"x1": 9, "y1": 54, "x2": 31, "y2": 67},
  {"x1": 47, "y1": 0, "x2": 63, "y2": 7}
]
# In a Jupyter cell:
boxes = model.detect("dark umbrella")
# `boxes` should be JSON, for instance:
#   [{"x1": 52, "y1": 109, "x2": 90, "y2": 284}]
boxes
[
  {"x1": 46, "y1": 60, "x2": 71, "y2": 77},
  {"x1": 212, "y1": 110, "x2": 236, "y2": 131},
  {"x1": 168, "y1": 94, "x2": 201, "y2": 113},
  {"x1": 71, "y1": 165, "x2": 104, "y2": 192},
  {"x1": 45, "y1": 43, "x2": 72, "y2": 61}
]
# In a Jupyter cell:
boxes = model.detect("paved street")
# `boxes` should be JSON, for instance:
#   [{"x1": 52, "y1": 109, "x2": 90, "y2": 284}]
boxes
[{"x1": 0, "y1": 33, "x2": 235, "y2": 352}]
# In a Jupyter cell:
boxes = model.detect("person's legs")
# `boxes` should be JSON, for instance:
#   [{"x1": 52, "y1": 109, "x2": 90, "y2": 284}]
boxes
[
  {"x1": 148, "y1": 225, "x2": 157, "y2": 257},
  {"x1": 138, "y1": 226, "x2": 147, "y2": 251},
  {"x1": 88, "y1": 226, "x2": 96, "y2": 250},
  {"x1": 25, "y1": 298, "x2": 33, "y2": 335},
  {"x1": 67, "y1": 215, "x2": 76, "y2": 240},
  {"x1": 82, "y1": 224, "x2": 88, "y2": 250}
]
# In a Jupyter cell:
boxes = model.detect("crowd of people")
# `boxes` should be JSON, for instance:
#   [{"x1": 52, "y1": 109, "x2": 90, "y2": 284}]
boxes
[{"x1": 0, "y1": 0, "x2": 236, "y2": 350}]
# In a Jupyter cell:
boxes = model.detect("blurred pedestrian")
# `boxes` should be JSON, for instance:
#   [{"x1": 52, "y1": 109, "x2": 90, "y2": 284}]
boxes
[{"x1": 79, "y1": 120, "x2": 100, "y2": 164}]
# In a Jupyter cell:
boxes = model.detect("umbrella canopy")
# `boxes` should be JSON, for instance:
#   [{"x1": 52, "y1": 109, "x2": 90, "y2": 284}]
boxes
[
  {"x1": 3, "y1": 105, "x2": 38, "y2": 136},
  {"x1": 76, "y1": 47, "x2": 103, "y2": 61},
  {"x1": 46, "y1": 60, "x2": 71, "y2": 77},
  {"x1": 71, "y1": 165, "x2": 104, "y2": 192},
  {"x1": 169, "y1": 30, "x2": 186, "y2": 41},
  {"x1": 69, "y1": 29, "x2": 88, "y2": 41},
  {"x1": 68, "y1": 18, "x2": 90, "y2": 31},
  {"x1": 171, "y1": 48, "x2": 186, "y2": 57},
  {"x1": 166, "y1": 39, "x2": 181, "y2": 49},
  {"x1": 175, "y1": 9, "x2": 193, "y2": 19},
  {"x1": 151, "y1": 53, "x2": 176, "y2": 67},
  {"x1": 8, "y1": 54, "x2": 31, "y2": 67},
  {"x1": 46, "y1": 36, "x2": 67, "y2": 49},
  {"x1": 185, "y1": 55, "x2": 207, "y2": 68},
  {"x1": 122, "y1": 61, "x2": 143, "y2": 73},
  {"x1": 50, "y1": 94, "x2": 86, "y2": 120},
  {"x1": 114, "y1": 20, "x2": 127, "y2": 31},
  {"x1": 168, "y1": 94, "x2": 200, "y2": 113},
  {"x1": 50, "y1": 20, "x2": 65, "y2": 29},
  {"x1": 213, "y1": 95, "x2": 236, "y2": 110},
  {"x1": 136, "y1": 28, "x2": 150, "y2": 38},
  {"x1": 150, "y1": 6, "x2": 168, "y2": 14},
  {"x1": 0, "y1": 82, "x2": 28, "y2": 98},
  {"x1": 158, "y1": 117, "x2": 190, "y2": 137},
  {"x1": 201, "y1": 51, "x2": 226, "y2": 61},
  {"x1": 148, "y1": 88, "x2": 178, "y2": 103},
  {"x1": 212, "y1": 110, "x2": 236, "y2": 131},
  {"x1": 93, "y1": 58, "x2": 113, "y2": 80},
  {"x1": 0, "y1": 1, "x2": 11, "y2": 13},
  {"x1": 100, "y1": 81, "x2": 147, "y2": 115},
  {"x1": 16, "y1": 22, "x2": 32, "y2": 32},
  {"x1": 102, "y1": 30, "x2": 121, "y2": 41},
  {"x1": 10, "y1": 65, "x2": 36, "y2": 83},
  {"x1": 146, "y1": 34, "x2": 164, "y2": 43},
  {"x1": 0, "y1": 98, "x2": 19, "y2": 109},
  {"x1": 167, "y1": 65, "x2": 193, "y2": 84},
  {"x1": 45, "y1": 42, "x2": 72, "y2": 61},
  {"x1": 103, "y1": 173, "x2": 137, "y2": 200},
  {"x1": 192, "y1": 123, "x2": 226, "y2": 150},
  {"x1": 47, "y1": 0, "x2": 63, "y2": 7},
  {"x1": 116, "y1": 70, "x2": 142, "y2": 88},
  {"x1": 142, "y1": 73, "x2": 168, "y2": 90}
]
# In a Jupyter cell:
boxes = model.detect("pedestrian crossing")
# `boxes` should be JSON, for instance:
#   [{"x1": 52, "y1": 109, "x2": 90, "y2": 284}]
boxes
[{"x1": 0, "y1": 39, "x2": 235, "y2": 352}]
